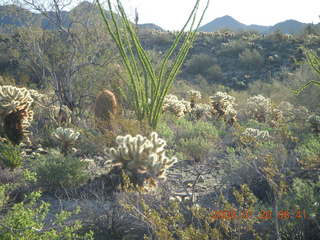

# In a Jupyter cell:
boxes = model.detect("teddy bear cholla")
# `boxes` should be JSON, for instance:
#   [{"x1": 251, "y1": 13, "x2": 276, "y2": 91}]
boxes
[{"x1": 105, "y1": 132, "x2": 177, "y2": 189}]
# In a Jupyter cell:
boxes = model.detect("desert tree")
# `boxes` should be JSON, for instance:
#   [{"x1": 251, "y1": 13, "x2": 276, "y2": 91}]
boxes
[{"x1": 2, "y1": 0, "x2": 121, "y2": 115}]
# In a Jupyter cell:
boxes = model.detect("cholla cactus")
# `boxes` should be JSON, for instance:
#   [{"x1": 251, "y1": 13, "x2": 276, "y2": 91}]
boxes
[
  {"x1": 187, "y1": 90, "x2": 201, "y2": 100},
  {"x1": 0, "y1": 86, "x2": 33, "y2": 116},
  {"x1": 308, "y1": 114, "x2": 320, "y2": 133},
  {"x1": 0, "y1": 85, "x2": 35, "y2": 144},
  {"x1": 190, "y1": 103, "x2": 212, "y2": 120},
  {"x1": 242, "y1": 128, "x2": 270, "y2": 140},
  {"x1": 162, "y1": 94, "x2": 191, "y2": 118},
  {"x1": 52, "y1": 127, "x2": 80, "y2": 154},
  {"x1": 210, "y1": 92, "x2": 237, "y2": 125},
  {"x1": 246, "y1": 95, "x2": 272, "y2": 122},
  {"x1": 246, "y1": 95, "x2": 283, "y2": 126},
  {"x1": 187, "y1": 90, "x2": 201, "y2": 108},
  {"x1": 28, "y1": 89, "x2": 46, "y2": 104},
  {"x1": 105, "y1": 132, "x2": 177, "y2": 188}
]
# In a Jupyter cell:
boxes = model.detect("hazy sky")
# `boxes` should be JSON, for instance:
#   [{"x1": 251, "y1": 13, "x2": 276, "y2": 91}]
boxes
[{"x1": 102, "y1": 0, "x2": 320, "y2": 30}]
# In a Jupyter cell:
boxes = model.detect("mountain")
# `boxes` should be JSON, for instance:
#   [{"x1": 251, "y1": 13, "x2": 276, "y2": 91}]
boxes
[
  {"x1": 199, "y1": 15, "x2": 308, "y2": 34},
  {"x1": 267, "y1": 19, "x2": 307, "y2": 34},
  {"x1": 246, "y1": 24, "x2": 270, "y2": 33},
  {"x1": 199, "y1": 15, "x2": 246, "y2": 32},
  {"x1": 138, "y1": 23, "x2": 164, "y2": 31},
  {"x1": 0, "y1": 5, "x2": 40, "y2": 28},
  {"x1": 0, "y1": 3, "x2": 312, "y2": 35},
  {"x1": 0, "y1": 2, "x2": 163, "y2": 33}
]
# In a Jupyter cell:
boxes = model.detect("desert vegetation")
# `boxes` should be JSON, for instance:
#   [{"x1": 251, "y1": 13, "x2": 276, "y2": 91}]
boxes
[{"x1": 0, "y1": 0, "x2": 320, "y2": 239}]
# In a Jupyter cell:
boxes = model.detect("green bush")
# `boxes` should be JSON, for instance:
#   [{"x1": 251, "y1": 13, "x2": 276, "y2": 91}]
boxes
[
  {"x1": 279, "y1": 178, "x2": 320, "y2": 239},
  {"x1": 185, "y1": 53, "x2": 216, "y2": 76},
  {"x1": 0, "y1": 184, "x2": 9, "y2": 208},
  {"x1": 34, "y1": 150, "x2": 89, "y2": 190},
  {"x1": 119, "y1": 184, "x2": 262, "y2": 240},
  {"x1": 0, "y1": 191, "x2": 93, "y2": 240},
  {"x1": 175, "y1": 118, "x2": 219, "y2": 141},
  {"x1": 177, "y1": 136, "x2": 213, "y2": 162},
  {"x1": 156, "y1": 120, "x2": 175, "y2": 147},
  {"x1": 295, "y1": 133, "x2": 320, "y2": 167},
  {"x1": 0, "y1": 142, "x2": 23, "y2": 170},
  {"x1": 218, "y1": 39, "x2": 248, "y2": 57},
  {"x1": 206, "y1": 64, "x2": 224, "y2": 82},
  {"x1": 239, "y1": 48, "x2": 264, "y2": 70}
]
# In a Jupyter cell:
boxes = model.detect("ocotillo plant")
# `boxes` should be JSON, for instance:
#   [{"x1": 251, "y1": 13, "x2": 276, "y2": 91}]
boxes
[
  {"x1": 294, "y1": 49, "x2": 320, "y2": 94},
  {"x1": 96, "y1": 0, "x2": 209, "y2": 129}
]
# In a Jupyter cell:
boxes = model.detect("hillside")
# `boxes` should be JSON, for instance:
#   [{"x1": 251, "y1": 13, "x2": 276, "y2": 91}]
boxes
[
  {"x1": 138, "y1": 29, "x2": 319, "y2": 90},
  {"x1": 199, "y1": 15, "x2": 308, "y2": 34}
]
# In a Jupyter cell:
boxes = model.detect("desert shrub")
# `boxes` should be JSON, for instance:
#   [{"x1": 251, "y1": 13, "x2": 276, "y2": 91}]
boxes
[
  {"x1": 74, "y1": 128, "x2": 104, "y2": 156},
  {"x1": 219, "y1": 39, "x2": 248, "y2": 57},
  {"x1": 177, "y1": 136, "x2": 213, "y2": 162},
  {"x1": 206, "y1": 64, "x2": 224, "y2": 82},
  {"x1": 185, "y1": 53, "x2": 216, "y2": 76},
  {"x1": 119, "y1": 184, "x2": 263, "y2": 240},
  {"x1": 0, "y1": 141, "x2": 23, "y2": 170},
  {"x1": 0, "y1": 191, "x2": 93, "y2": 240},
  {"x1": 0, "y1": 184, "x2": 9, "y2": 208},
  {"x1": 156, "y1": 120, "x2": 175, "y2": 147},
  {"x1": 295, "y1": 133, "x2": 320, "y2": 168},
  {"x1": 279, "y1": 178, "x2": 320, "y2": 240},
  {"x1": 34, "y1": 150, "x2": 89, "y2": 190},
  {"x1": 239, "y1": 48, "x2": 264, "y2": 70},
  {"x1": 175, "y1": 118, "x2": 219, "y2": 141},
  {"x1": 241, "y1": 119, "x2": 274, "y2": 132}
]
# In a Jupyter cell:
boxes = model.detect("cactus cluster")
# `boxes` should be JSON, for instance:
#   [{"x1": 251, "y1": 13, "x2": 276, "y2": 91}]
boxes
[
  {"x1": 162, "y1": 94, "x2": 191, "y2": 118},
  {"x1": 246, "y1": 95, "x2": 272, "y2": 122},
  {"x1": 210, "y1": 91, "x2": 237, "y2": 125},
  {"x1": 52, "y1": 127, "x2": 80, "y2": 154},
  {"x1": 0, "y1": 85, "x2": 36, "y2": 144},
  {"x1": 242, "y1": 128, "x2": 270, "y2": 140},
  {"x1": 190, "y1": 103, "x2": 212, "y2": 120},
  {"x1": 246, "y1": 95, "x2": 283, "y2": 126},
  {"x1": 187, "y1": 90, "x2": 201, "y2": 108},
  {"x1": 105, "y1": 132, "x2": 177, "y2": 188},
  {"x1": 187, "y1": 90, "x2": 202, "y2": 101}
]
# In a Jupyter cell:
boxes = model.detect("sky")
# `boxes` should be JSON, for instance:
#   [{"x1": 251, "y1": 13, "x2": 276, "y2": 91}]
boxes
[{"x1": 99, "y1": 0, "x2": 320, "y2": 31}]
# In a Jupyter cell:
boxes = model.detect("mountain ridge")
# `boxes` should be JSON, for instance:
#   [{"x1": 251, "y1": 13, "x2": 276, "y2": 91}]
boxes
[
  {"x1": 199, "y1": 15, "x2": 310, "y2": 34},
  {"x1": 0, "y1": 3, "x2": 315, "y2": 34}
]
